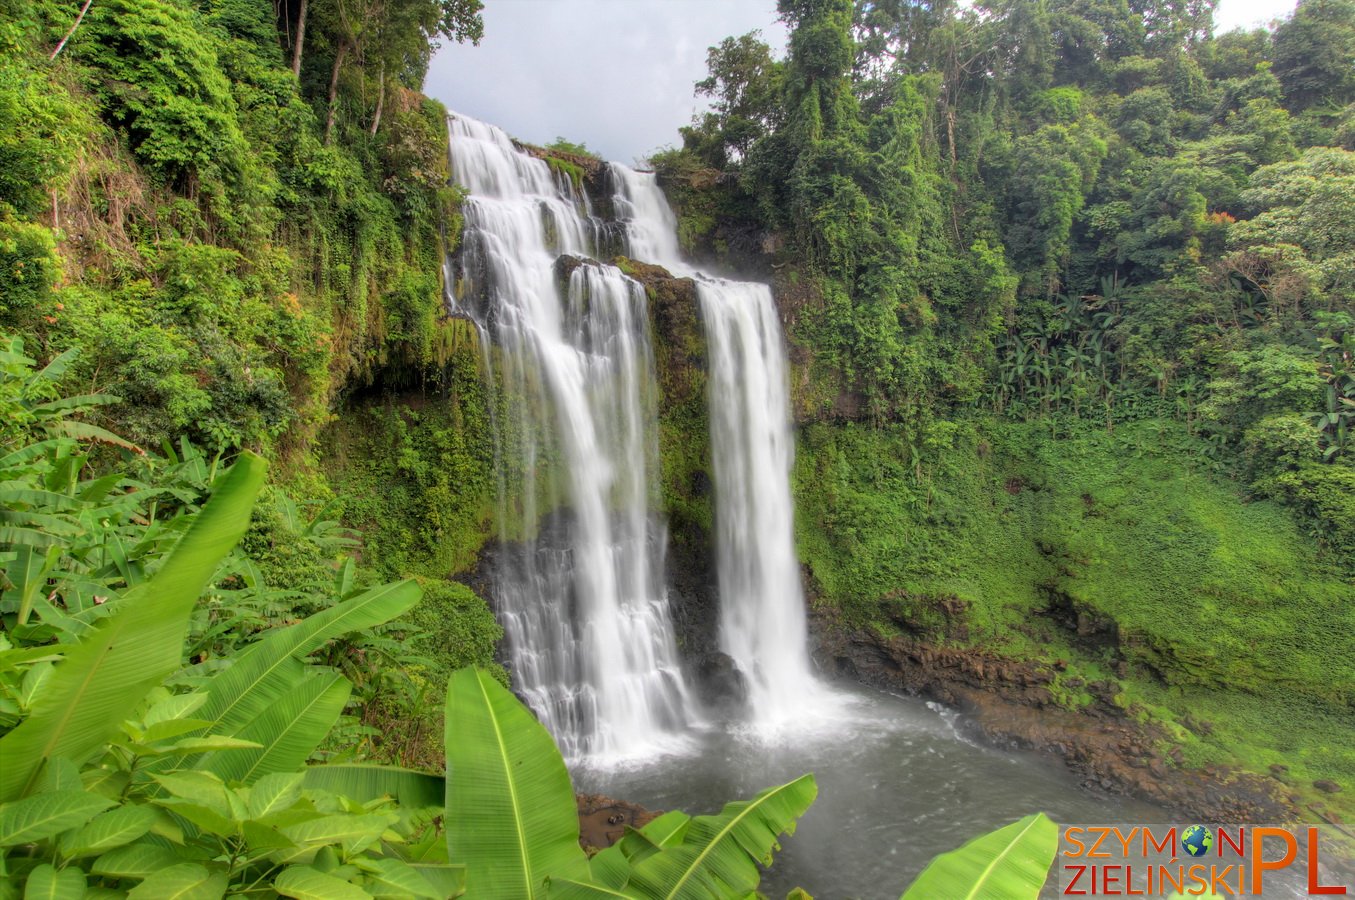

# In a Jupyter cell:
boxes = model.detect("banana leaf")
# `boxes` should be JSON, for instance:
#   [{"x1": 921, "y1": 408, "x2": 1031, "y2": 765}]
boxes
[
  {"x1": 195, "y1": 579, "x2": 421, "y2": 736},
  {"x1": 444, "y1": 667, "x2": 589, "y2": 899},
  {"x1": 0, "y1": 454, "x2": 266, "y2": 801},
  {"x1": 301, "y1": 764, "x2": 445, "y2": 810},
  {"x1": 624, "y1": 774, "x2": 817, "y2": 900},
  {"x1": 899, "y1": 812, "x2": 1058, "y2": 900}
]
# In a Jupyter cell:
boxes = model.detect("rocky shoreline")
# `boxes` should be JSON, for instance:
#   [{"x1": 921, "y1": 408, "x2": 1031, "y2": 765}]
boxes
[
  {"x1": 576, "y1": 793, "x2": 659, "y2": 851},
  {"x1": 810, "y1": 612, "x2": 1350, "y2": 827}
]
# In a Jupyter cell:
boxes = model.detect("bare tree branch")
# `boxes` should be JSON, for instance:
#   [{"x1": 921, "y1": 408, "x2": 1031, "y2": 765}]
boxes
[{"x1": 50, "y1": 0, "x2": 94, "y2": 61}]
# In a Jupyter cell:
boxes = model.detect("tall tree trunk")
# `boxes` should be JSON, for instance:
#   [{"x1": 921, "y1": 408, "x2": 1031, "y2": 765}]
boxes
[
  {"x1": 50, "y1": 0, "x2": 93, "y2": 60},
  {"x1": 324, "y1": 40, "x2": 348, "y2": 145},
  {"x1": 369, "y1": 61, "x2": 385, "y2": 137},
  {"x1": 291, "y1": 0, "x2": 308, "y2": 79}
]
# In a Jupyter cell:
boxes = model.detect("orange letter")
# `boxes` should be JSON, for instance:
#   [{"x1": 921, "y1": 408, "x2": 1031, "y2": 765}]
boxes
[
  {"x1": 1116, "y1": 827, "x2": 1136, "y2": 856},
  {"x1": 1147, "y1": 827, "x2": 1177, "y2": 857},
  {"x1": 1308, "y1": 828, "x2": 1349, "y2": 895},
  {"x1": 1064, "y1": 827, "x2": 1087, "y2": 857},
  {"x1": 1250, "y1": 827, "x2": 1297, "y2": 895}
]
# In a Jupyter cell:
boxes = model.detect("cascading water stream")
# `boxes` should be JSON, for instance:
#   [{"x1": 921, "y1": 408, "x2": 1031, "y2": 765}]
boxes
[
  {"x1": 609, "y1": 166, "x2": 832, "y2": 728},
  {"x1": 447, "y1": 114, "x2": 694, "y2": 761}
]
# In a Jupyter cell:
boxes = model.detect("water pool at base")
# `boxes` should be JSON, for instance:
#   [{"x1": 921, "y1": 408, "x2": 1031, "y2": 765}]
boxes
[{"x1": 574, "y1": 679, "x2": 1169, "y2": 899}]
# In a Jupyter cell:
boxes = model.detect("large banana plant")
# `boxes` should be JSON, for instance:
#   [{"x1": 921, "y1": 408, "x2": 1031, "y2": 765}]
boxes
[
  {"x1": 172, "y1": 578, "x2": 422, "y2": 784},
  {"x1": 0, "y1": 450, "x2": 452, "y2": 897},
  {"x1": 0, "y1": 452, "x2": 267, "y2": 801},
  {"x1": 441, "y1": 667, "x2": 817, "y2": 900},
  {"x1": 444, "y1": 667, "x2": 592, "y2": 897}
]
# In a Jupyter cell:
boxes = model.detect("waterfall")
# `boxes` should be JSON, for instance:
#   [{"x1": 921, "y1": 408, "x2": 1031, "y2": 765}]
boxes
[
  {"x1": 609, "y1": 166, "x2": 827, "y2": 727},
  {"x1": 448, "y1": 114, "x2": 694, "y2": 761}
]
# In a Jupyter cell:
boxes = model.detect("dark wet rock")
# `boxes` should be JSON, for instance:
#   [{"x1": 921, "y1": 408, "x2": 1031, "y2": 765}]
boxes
[
  {"x1": 617, "y1": 257, "x2": 706, "y2": 412},
  {"x1": 694, "y1": 651, "x2": 748, "y2": 711},
  {"x1": 554, "y1": 253, "x2": 594, "y2": 284},
  {"x1": 577, "y1": 793, "x2": 659, "y2": 851},
  {"x1": 1316, "y1": 780, "x2": 1344, "y2": 794},
  {"x1": 663, "y1": 530, "x2": 721, "y2": 677}
]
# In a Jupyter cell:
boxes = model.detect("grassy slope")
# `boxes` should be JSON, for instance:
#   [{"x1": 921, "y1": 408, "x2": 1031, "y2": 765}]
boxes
[{"x1": 793, "y1": 416, "x2": 1354, "y2": 813}]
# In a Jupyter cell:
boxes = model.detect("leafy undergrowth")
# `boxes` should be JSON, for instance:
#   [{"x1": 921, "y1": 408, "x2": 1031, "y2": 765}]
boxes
[{"x1": 794, "y1": 415, "x2": 1355, "y2": 815}]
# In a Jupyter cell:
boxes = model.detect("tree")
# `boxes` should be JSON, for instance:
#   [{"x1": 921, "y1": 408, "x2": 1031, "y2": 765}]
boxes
[
  {"x1": 1230, "y1": 147, "x2": 1355, "y2": 310},
  {"x1": 1272, "y1": 0, "x2": 1355, "y2": 113},
  {"x1": 683, "y1": 31, "x2": 783, "y2": 166},
  {"x1": 313, "y1": 0, "x2": 484, "y2": 143}
]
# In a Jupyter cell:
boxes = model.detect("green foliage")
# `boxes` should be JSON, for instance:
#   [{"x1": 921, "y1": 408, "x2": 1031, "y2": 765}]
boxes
[
  {"x1": 443, "y1": 668, "x2": 824, "y2": 899},
  {"x1": 792, "y1": 416, "x2": 1354, "y2": 809},
  {"x1": 1272, "y1": 0, "x2": 1355, "y2": 112},
  {"x1": 75, "y1": 0, "x2": 248, "y2": 190},
  {"x1": 1230, "y1": 147, "x2": 1355, "y2": 308},
  {"x1": 0, "y1": 219, "x2": 59, "y2": 324},
  {"x1": 614, "y1": 775, "x2": 818, "y2": 899},
  {"x1": 0, "y1": 0, "x2": 463, "y2": 458},
  {"x1": 680, "y1": 31, "x2": 783, "y2": 167},
  {"x1": 546, "y1": 137, "x2": 597, "y2": 158},
  {"x1": 0, "y1": 404, "x2": 461, "y2": 894},
  {"x1": 444, "y1": 667, "x2": 590, "y2": 897},
  {"x1": 0, "y1": 51, "x2": 88, "y2": 218},
  {"x1": 0, "y1": 451, "x2": 266, "y2": 801},
  {"x1": 900, "y1": 813, "x2": 1058, "y2": 900},
  {"x1": 321, "y1": 376, "x2": 496, "y2": 581}
]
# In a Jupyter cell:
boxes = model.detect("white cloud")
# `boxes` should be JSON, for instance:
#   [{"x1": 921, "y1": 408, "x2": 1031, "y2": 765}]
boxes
[
  {"x1": 425, "y1": 0, "x2": 787, "y2": 165},
  {"x1": 1215, "y1": 0, "x2": 1298, "y2": 32}
]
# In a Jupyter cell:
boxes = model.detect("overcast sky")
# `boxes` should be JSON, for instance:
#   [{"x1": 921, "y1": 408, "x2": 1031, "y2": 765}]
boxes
[{"x1": 424, "y1": 0, "x2": 1299, "y2": 166}]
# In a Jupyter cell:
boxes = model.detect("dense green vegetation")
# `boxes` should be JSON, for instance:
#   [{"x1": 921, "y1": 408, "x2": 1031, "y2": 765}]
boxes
[
  {"x1": 661, "y1": 0, "x2": 1354, "y2": 552},
  {"x1": 0, "y1": 389, "x2": 797, "y2": 895},
  {"x1": 656, "y1": 0, "x2": 1354, "y2": 814},
  {"x1": 0, "y1": 358, "x2": 1053, "y2": 895},
  {"x1": 0, "y1": 0, "x2": 511, "y2": 751},
  {"x1": 794, "y1": 417, "x2": 1353, "y2": 793},
  {"x1": 1, "y1": 0, "x2": 480, "y2": 454}
]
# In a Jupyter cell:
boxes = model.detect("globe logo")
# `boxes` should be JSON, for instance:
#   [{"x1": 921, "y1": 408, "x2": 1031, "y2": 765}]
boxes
[{"x1": 1182, "y1": 825, "x2": 1213, "y2": 858}]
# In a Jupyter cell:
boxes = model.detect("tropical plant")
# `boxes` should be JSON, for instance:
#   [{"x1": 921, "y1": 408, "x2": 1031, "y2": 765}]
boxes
[
  {"x1": 0, "y1": 446, "x2": 454, "y2": 896},
  {"x1": 0, "y1": 353, "x2": 1065, "y2": 897},
  {"x1": 900, "y1": 813, "x2": 1059, "y2": 900},
  {"x1": 440, "y1": 666, "x2": 819, "y2": 899}
]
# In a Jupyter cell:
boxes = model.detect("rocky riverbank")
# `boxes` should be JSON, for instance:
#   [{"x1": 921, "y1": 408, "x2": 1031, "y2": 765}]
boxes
[{"x1": 810, "y1": 611, "x2": 1349, "y2": 827}]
